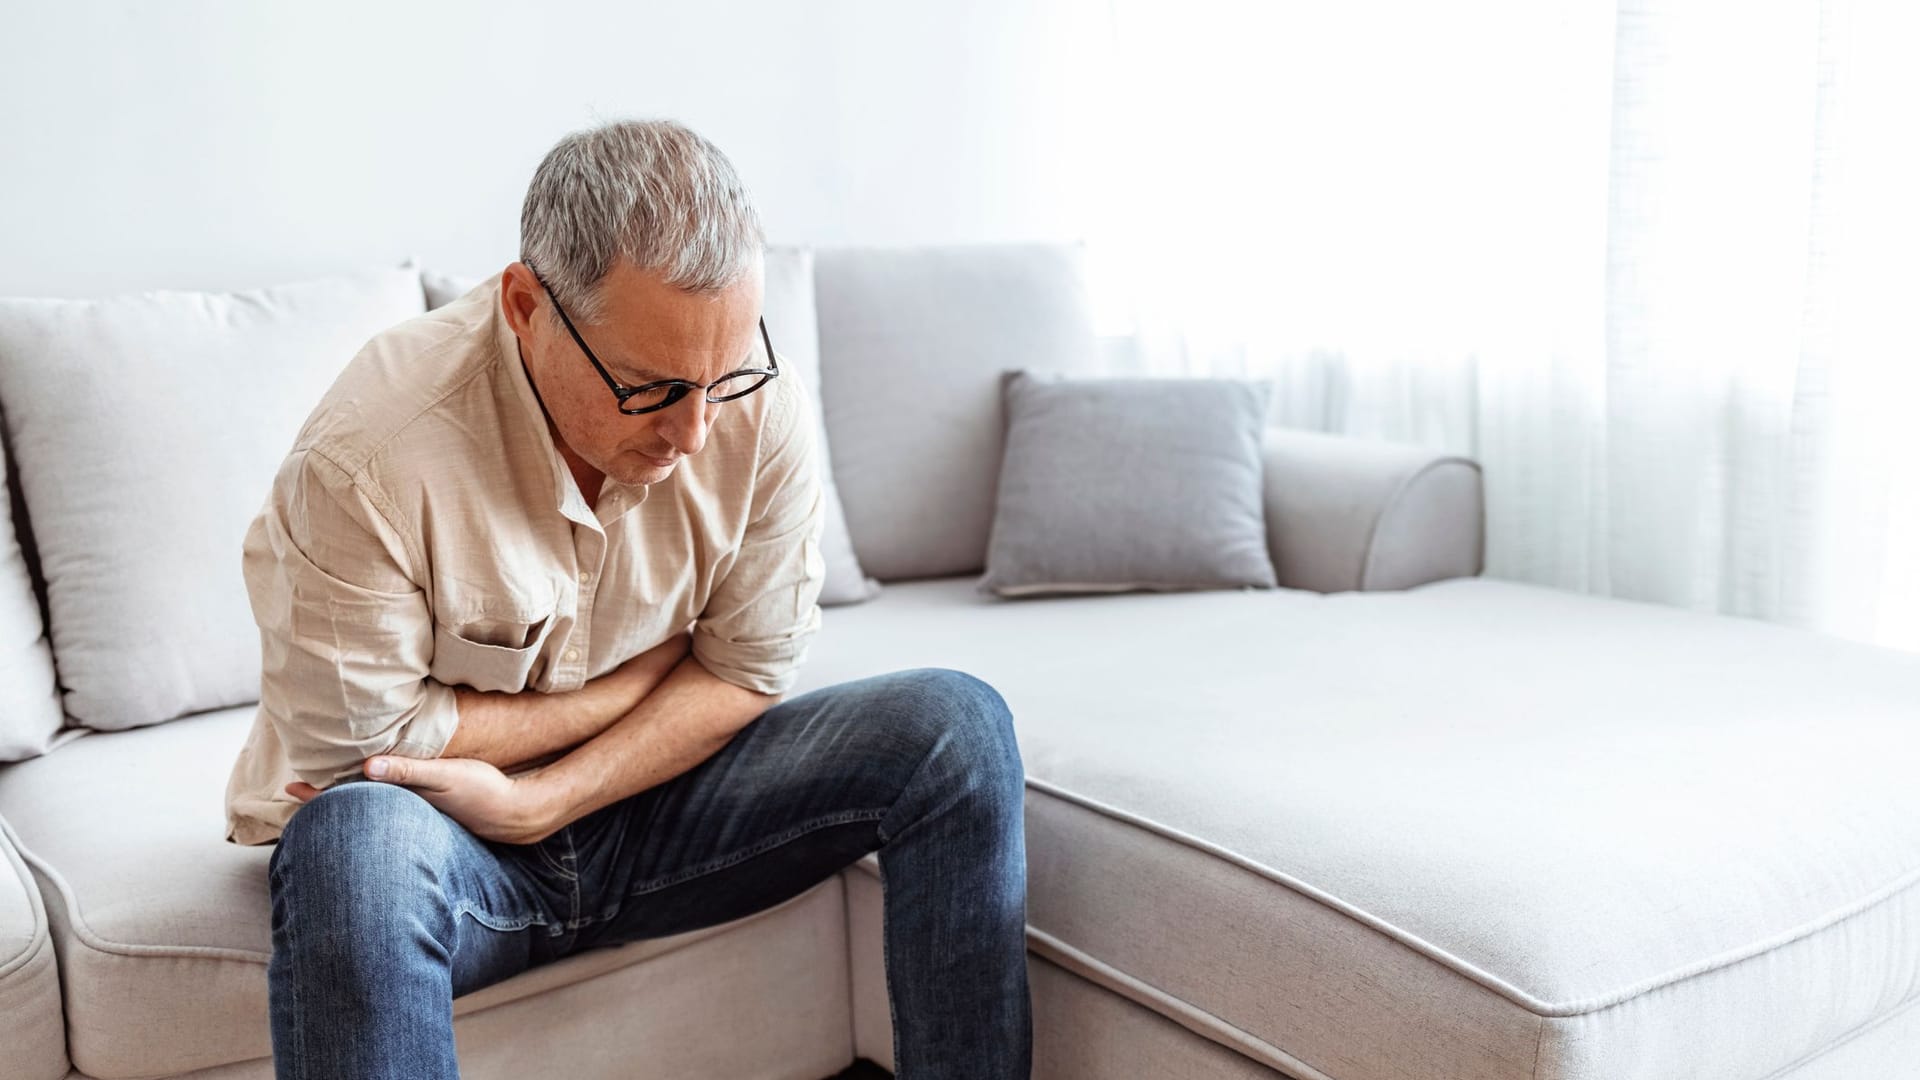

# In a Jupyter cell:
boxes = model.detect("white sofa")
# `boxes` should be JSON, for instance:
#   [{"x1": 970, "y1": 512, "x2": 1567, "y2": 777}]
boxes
[{"x1": 1, "y1": 244, "x2": 1917, "y2": 1080}]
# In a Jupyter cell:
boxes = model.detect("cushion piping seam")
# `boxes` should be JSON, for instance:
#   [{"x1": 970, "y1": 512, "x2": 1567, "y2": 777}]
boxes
[
  {"x1": 10, "y1": 775, "x2": 1911, "y2": 1025},
  {"x1": 0, "y1": 817, "x2": 51, "y2": 977},
  {"x1": 1037, "y1": 919, "x2": 1920, "y2": 1080},
  {"x1": 1025, "y1": 926, "x2": 1335, "y2": 1080},
  {"x1": 987, "y1": 577, "x2": 1275, "y2": 597},
  {"x1": 1023, "y1": 774, "x2": 1920, "y2": 1017}
]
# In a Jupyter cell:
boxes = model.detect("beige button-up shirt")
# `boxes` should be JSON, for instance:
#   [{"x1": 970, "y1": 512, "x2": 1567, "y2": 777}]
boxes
[{"x1": 224, "y1": 276, "x2": 825, "y2": 845}]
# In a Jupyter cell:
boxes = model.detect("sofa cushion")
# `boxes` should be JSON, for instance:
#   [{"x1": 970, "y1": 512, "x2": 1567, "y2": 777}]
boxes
[
  {"x1": 980, "y1": 371, "x2": 1277, "y2": 597},
  {"x1": 0, "y1": 268, "x2": 426, "y2": 731},
  {"x1": 0, "y1": 430, "x2": 63, "y2": 761},
  {"x1": 791, "y1": 576, "x2": 1920, "y2": 1080},
  {"x1": 0, "y1": 816, "x2": 66, "y2": 1080},
  {"x1": 757, "y1": 248, "x2": 880, "y2": 607},
  {"x1": 813, "y1": 243, "x2": 1101, "y2": 582},
  {"x1": 421, "y1": 252, "x2": 882, "y2": 608},
  {"x1": 0, "y1": 706, "x2": 851, "y2": 1079}
]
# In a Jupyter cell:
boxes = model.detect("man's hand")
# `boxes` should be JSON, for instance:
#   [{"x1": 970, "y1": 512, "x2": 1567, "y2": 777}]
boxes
[
  {"x1": 282, "y1": 630, "x2": 699, "y2": 840},
  {"x1": 285, "y1": 756, "x2": 558, "y2": 845}
]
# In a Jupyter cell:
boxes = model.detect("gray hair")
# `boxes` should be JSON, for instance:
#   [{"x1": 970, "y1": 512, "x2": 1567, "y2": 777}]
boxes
[{"x1": 519, "y1": 119, "x2": 764, "y2": 321}]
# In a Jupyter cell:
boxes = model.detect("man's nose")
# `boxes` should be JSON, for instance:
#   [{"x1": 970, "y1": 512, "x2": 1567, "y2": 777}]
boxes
[{"x1": 660, "y1": 396, "x2": 715, "y2": 455}]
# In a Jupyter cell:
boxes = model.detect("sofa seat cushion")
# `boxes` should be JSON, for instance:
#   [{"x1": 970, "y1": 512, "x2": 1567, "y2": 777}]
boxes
[
  {"x1": 1, "y1": 816, "x2": 66, "y2": 1080},
  {"x1": 791, "y1": 577, "x2": 1920, "y2": 1080},
  {"x1": 0, "y1": 707, "x2": 845, "y2": 1079}
]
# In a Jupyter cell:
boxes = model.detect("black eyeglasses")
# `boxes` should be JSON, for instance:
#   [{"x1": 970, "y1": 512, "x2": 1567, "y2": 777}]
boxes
[{"x1": 526, "y1": 262, "x2": 780, "y2": 416}]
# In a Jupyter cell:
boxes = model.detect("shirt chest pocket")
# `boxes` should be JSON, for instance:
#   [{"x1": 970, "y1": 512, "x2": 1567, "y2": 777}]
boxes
[{"x1": 430, "y1": 610, "x2": 557, "y2": 693}]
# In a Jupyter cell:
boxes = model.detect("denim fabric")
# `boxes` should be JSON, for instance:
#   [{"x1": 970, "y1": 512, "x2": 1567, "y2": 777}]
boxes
[{"x1": 266, "y1": 667, "x2": 1031, "y2": 1079}]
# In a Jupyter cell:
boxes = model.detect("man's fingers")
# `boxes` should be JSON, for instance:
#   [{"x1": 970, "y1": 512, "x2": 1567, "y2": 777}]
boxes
[
  {"x1": 284, "y1": 781, "x2": 320, "y2": 803},
  {"x1": 365, "y1": 754, "x2": 448, "y2": 791}
]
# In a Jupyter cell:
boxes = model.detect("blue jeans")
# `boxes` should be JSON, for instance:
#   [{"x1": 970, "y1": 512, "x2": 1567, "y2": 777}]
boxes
[{"x1": 266, "y1": 668, "x2": 1031, "y2": 1079}]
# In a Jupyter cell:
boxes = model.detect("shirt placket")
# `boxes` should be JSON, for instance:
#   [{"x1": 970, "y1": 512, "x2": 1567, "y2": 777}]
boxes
[{"x1": 558, "y1": 518, "x2": 606, "y2": 688}]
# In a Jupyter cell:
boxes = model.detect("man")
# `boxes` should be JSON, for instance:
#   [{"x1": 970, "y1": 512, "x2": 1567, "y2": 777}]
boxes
[{"x1": 224, "y1": 119, "x2": 1031, "y2": 1079}]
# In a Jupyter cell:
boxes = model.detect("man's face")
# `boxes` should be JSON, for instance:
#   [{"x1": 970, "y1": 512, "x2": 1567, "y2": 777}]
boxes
[{"x1": 501, "y1": 258, "x2": 765, "y2": 487}]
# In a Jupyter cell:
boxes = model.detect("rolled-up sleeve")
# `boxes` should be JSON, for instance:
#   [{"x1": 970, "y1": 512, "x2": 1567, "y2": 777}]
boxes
[
  {"x1": 692, "y1": 370, "x2": 827, "y2": 695},
  {"x1": 242, "y1": 447, "x2": 459, "y2": 787}
]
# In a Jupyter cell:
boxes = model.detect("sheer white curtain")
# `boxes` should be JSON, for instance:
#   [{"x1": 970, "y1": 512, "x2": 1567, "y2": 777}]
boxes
[{"x1": 1080, "y1": 0, "x2": 1920, "y2": 651}]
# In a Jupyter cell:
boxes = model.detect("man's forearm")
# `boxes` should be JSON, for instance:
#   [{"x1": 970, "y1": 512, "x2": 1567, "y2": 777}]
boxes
[
  {"x1": 525, "y1": 653, "x2": 777, "y2": 831},
  {"x1": 441, "y1": 681, "x2": 623, "y2": 771},
  {"x1": 440, "y1": 633, "x2": 691, "y2": 770}
]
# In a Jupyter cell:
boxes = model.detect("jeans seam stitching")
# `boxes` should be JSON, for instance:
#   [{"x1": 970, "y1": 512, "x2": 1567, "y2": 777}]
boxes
[
  {"x1": 450, "y1": 901, "x2": 543, "y2": 934},
  {"x1": 565, "y1": 829, "x2": 583, "y2": 944},
  {"x1": 281, "y1": 866, "x2": 305, "y2": 1080},
  {"x1": 535, "y1": 841, "x2": 578, "y2": 881},
  {"x1": 879, "y1": 858, "x2": 902, "y2": 1074},
  {"x1": 624, "y1": 809, "x2": 889, "y2": 898}
]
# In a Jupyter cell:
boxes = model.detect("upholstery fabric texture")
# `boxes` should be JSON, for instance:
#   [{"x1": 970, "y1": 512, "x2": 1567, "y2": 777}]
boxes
[
  {"x1": 980, "y1": 370, "x2": 1278, "y2": 597},
  {"x1": 789, "y1": 576, "x2": 1920, "y2": 1080}
]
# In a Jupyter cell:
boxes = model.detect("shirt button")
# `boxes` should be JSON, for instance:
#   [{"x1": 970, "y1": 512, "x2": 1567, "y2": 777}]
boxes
[
  {"x1": 563, "y1": 648, "x2": 580, "y2": 663},
  {"x1": 578, "y1": 571, "x2": 591, "y2": 584}
]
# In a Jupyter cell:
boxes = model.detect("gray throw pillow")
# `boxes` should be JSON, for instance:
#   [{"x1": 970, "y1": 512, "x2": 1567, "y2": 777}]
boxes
[{"x1": 979, "y1": 371, "x2": 1279, "y2": 597}]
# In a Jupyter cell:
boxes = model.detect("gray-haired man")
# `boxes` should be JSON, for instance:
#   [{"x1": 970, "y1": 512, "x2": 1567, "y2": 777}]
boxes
[{"x1": 226, "y1": 120, "x2": 1031, "y2": 1078}]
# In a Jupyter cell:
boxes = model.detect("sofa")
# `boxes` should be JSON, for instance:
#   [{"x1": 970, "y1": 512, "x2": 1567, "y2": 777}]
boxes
[{"x1": 1, "y1": 243, "x2": 1916, "y2": 1080}]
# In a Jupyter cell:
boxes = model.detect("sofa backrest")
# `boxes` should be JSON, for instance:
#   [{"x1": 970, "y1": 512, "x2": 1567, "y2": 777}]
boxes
[
  {"x1": 0, "y1": 243, "x2": 1102, "y2": 753},
  {"x1": 813, "y1": 243, "x2": 1100, "y2": 582}
]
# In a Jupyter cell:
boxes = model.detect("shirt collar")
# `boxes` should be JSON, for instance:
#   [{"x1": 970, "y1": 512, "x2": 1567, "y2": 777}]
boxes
[{"x1": 488, "y1": 278, "x2": 649, "y2": 528}]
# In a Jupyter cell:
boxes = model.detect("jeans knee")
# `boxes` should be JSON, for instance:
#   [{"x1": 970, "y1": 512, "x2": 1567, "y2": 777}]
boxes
[
  {"x1": 271, "y1": 781, "x2": 450, "y2": 903},
  {"x1": 893, "y1": 668, "x2": 1025, "y2": 802}
]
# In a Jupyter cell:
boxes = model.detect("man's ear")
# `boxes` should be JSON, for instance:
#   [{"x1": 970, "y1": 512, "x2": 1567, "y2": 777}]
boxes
[{"x1": 499, "y1": 262, "x2": 543, "y2": 339}]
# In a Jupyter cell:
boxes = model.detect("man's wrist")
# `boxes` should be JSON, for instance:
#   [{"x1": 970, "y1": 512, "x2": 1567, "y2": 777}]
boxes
[{"x1": 517, "y1": 767, "x2": 575, "y2": 840}]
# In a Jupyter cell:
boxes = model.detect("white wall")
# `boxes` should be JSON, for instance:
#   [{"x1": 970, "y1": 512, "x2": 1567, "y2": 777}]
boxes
[{"x1": 0, "y1": 0, "x2": 1099, "y2": 297}]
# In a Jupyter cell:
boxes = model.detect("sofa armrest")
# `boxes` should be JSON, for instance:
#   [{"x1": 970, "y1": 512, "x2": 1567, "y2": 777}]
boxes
[{"x1": 1261, "y1": 428, "x2": 1485, "y2": 593}]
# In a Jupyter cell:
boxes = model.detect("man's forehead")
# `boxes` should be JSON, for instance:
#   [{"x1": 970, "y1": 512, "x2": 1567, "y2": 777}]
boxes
[{"x1": 587, "y1": 262, "x2": 764, "y2": 381}]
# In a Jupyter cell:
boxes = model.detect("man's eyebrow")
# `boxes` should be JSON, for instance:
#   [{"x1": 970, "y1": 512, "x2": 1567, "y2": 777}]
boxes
[
  {"x1": 615, "y1": 341, "x2": 761, "y2": 385},
  {"x1": 616, "y1": 363, "x2": 671, "y2": 384},
  {"x1": 599, "y1": 351, "x2": 671, "y2": 384}
]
